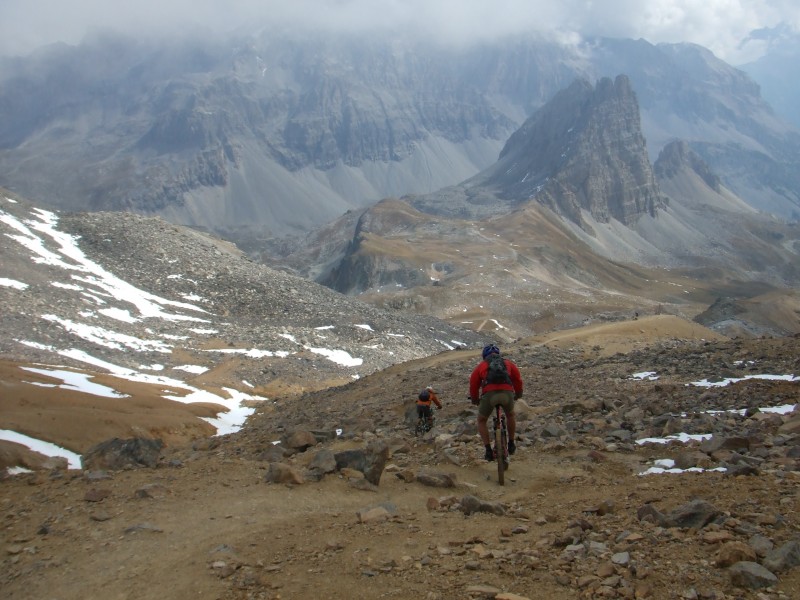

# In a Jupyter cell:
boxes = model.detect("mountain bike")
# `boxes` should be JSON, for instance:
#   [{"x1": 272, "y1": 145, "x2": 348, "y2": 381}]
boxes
[
  {"x1": 414, "y1": 410, "x2": 435, "y2": 436},
  {"x1": 493, "y1": 403, "x2": 510, "y2": 485}
]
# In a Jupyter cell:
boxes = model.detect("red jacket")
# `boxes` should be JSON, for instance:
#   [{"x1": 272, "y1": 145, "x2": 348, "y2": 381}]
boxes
[{"x1": 469, "y1": 357, "x2": 523, "y2": 401}]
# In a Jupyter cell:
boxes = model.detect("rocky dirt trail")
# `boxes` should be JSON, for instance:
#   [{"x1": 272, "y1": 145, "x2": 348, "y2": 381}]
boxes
[{"x1": 2, "y1": 323, "x2": 799, "y2": 600}]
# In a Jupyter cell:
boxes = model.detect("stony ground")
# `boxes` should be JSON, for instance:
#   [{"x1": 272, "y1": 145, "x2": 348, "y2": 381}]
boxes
[{"x1": 1, "y1": 321, "x2": 799, "y2": 600}]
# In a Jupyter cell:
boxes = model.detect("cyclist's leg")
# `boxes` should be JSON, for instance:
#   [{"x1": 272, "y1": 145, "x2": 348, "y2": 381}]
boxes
[
  {"x1": 422, "y1": 405, "x2": 433, "y2": 428},
  {"x1": 494, "y1": 392, "x2": 515, "y2": 453},
  {"x1": 504, "y1": 396, "x2": 515, "y2": 437},
  {"x1": 477, "y1": 394, "x2": 494, "y2": 460},
  {"x1": 490, "y1": 402, "x2": 506, "y2": 481}
]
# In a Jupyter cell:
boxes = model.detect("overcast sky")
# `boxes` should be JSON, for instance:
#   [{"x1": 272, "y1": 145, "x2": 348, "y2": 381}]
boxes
[{"x1": 1, "y1": 0, "x2": 799, "y2": 64}]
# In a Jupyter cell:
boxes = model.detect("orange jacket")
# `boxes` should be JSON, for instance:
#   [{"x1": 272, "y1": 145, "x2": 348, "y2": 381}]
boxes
[
  {"x1": 469, "y1": 357, "x2": 523, "y2": 401},
  {"x1": 416, "y1": 389, "x2": 442, "y2": 408}
]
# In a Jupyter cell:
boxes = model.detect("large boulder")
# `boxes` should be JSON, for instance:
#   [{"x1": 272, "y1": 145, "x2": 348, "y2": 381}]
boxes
[
  {"x1": 81, "y1": 438, "x2": 163, "y2": 470},
  {"x1": 334, "y1": 440, "x2": 389, "y2": 485}
]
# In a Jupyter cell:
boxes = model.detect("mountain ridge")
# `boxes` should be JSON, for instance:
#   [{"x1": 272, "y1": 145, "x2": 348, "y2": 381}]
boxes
[
  {"x1": 287, "y1": 77, "x2": 799, "y2": 317},
  {"x1": 1, "y1": 31, "x2": 800, "y2": 598},
  {"x1": 1, "y1": 31, "x2": 799, "y2": 244}
]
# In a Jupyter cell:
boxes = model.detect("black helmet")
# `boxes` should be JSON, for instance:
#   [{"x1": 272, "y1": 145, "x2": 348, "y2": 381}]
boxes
[
  {"x1": 419, "y1": 389, "x2": 430, "y2": 401},
  {"x1": 482, "y1": 344, "x2": 500, "y2": 359}
]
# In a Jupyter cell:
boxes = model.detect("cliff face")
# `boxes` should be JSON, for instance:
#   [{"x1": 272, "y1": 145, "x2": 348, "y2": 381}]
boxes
[
  {"x1": 307, "y1": 76, "x2": 799, "y2": 300},
  {"x1": 654, "y1": 140, "x2": 721, "y2": 193},
  {"x1": 1, "y1": 33, "x2": 798, "y2": 241},
  {"x1": 321, "y1": 201, "x2": 435, "y2": 294},
  {"x1": 482, "y1": 75, "x2": 665, "y2": 227}
]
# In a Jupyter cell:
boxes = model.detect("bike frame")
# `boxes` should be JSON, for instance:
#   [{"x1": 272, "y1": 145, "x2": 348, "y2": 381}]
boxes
[
  {"x1": 492, "y1": 403, "x2": 509, "y2": 485},
  {"x1": 414, "y1": 407, "x2": 435, "y2": 436}
]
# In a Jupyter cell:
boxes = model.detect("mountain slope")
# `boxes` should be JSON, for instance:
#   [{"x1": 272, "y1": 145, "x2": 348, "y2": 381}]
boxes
[
  {"x1": 2, "y1": 327, "x2": 800, "y2": 599},
  {"x1": 273, "y1": 76, "x2": 800, "y2": 340},
  {"x1": 0, "y1": 188, "x2": 483, "y2": 449},
  {"x1": 1, "y1": 32, "x2": 798, "y2": 244}
]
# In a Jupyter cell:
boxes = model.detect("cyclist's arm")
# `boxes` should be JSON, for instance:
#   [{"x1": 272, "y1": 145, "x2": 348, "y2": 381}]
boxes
[
  {"x1": 509, "y1": 361, "x2": 523, "y2": 398},
  {"x1": 468, "y1": 363, "x2": 483, "y2": 401}
]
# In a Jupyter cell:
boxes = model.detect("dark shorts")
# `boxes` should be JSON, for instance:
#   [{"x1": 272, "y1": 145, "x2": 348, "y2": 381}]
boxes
[
  {"x1": 478, "y1": 389, "x2": 515, "y2": 418},
  {"x1": 417, "y1": 404, "x2": 433, "y2": 419}
]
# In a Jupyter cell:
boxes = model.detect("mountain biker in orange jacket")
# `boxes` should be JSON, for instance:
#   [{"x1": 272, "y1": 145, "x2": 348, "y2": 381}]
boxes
[
  {"x1": 469, "y1": 344, "x2": 523, "y2": 461},
  {"x1": 416, "y1": 386, "x2": 442, "y2": 428}
]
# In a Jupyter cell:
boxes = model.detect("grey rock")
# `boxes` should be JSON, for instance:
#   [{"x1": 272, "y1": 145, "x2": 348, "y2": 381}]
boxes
[
  {"x1": 541, "y1": 423, "x2": 568, "y2": 438},
  {"x1": 284, "y1": 430, "x2": 318, "y2": 452},
  {"x1": 334, "y1": 450, "x2": 367, "y2": 473},
  {"x1": 334, "y1": 439, "x2": 389, "y2": 486},
  {"x1": 673, "y1": 451, "x2": 710, "y2": 470},
  {"x1": 363, "y1": 440, "x2": 389, "y2": 486},
  {"x1": 82, "y1": 438, "x2": 163, "y2": 471},
  {"x1": 700, "y1": 435, "x2": 750, "y2": 454},
  {"x1": 475, "y1": 76, "x2": 664, "y2": 228},
  {"x1": 460, "y1": 495, "x2": 505, "y2": 516},
  {"x1": 637, "y1": 504, "x2": 669, "y2": 527},
  {"x1": 762, "y1": 540, "x2": 800, "y2": 573},
  {"x1": 666, "y1": 499, "x2": 719, "y2": 529},
  {"x1": 728, "y1": 561, "x2": 778, "y2": 589},
  {"x1": 416, "y1": 472, "x2": 456, "y2": 488},
  {"x1": 724, "y1": 463, "x2": 760, "y2": 477},
  {"x1": 307, "y1": 449, "x2": 337, "y2": 475},
  {"x1": 611, "y1": 551, "x2": 630, "y2": 566},
  {"x1": 123, "y1": 523, "x2": 164, "y2": 534},
  {"x1": 258, "y1": 445, "x2": 288, "y2": 463},
  {"x1": 264, "y1": 463, "x2": 304, "y2": 485},
  {"x1": 748, "y1": 534, "x2": 774, "y2": 558}
]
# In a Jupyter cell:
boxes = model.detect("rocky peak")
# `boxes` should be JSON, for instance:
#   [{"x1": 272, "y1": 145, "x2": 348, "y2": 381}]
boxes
[
  {"x1": 486, "y1": 74, "x2": 665, "y2": 228},
  {"x1": 654, "y1": 140, "x2": 722, "y2": 193}
]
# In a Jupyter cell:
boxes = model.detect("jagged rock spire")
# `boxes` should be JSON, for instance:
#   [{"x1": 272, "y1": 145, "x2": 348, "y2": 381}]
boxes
[{"x1": 486, "y1": 74, "x2": 665, "y2": 227}]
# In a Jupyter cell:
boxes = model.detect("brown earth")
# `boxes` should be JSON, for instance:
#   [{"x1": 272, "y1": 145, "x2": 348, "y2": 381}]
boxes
[
  {"x1": 527, "y1": 315, "x2": 729, "y2": 357},
  {"x1": 1, "y1": 316, "x2": 799, "y2": 600}
]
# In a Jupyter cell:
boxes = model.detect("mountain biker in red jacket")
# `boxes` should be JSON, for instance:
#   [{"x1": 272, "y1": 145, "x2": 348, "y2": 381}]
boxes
[{"x1": 469, "y1": 344, "x2": 523, "y2": 461}]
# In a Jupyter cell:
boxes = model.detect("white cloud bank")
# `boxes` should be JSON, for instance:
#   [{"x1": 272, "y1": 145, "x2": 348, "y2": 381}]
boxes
[{"x1": 1, "y1": 1, "x2": 798, "y2": 62}]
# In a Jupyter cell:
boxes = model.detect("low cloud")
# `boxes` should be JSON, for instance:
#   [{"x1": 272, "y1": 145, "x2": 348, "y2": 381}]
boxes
[{"x1": 1, "y1": 0, "x2": 799, "y2": 62}]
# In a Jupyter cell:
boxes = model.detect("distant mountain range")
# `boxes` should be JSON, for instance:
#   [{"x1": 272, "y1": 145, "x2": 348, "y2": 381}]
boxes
[
  {"x1": 270, "y1": 75, "x2": 799, "y2": 340},
  {"x1": 1, "y1": 30, "x2": 799, "y2": 248}
]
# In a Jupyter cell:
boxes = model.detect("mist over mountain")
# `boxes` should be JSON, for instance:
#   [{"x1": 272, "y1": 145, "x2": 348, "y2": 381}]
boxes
[
  {"x1": 738, "y1": 24, "x2": 800, "y2": 130},
  {"x1": 1, "y1": 30, "x2": 799, "y2": 248}
]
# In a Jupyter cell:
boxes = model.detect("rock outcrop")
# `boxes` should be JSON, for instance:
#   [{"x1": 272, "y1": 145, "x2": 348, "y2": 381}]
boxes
[
  {"x1": 485, "y1": 75, "x2": 666, "y2": 227},
  {"x1": 654, "y1": 140, "x2": 721, "y2": 193}
]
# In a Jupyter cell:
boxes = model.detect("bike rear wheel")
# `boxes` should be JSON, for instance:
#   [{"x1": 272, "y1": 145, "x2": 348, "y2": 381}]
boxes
[
  {"x1": 500, "y1": 426, "x2": 508, "y2": 472},
  {"x1": 495, "y1": 422, "x2": 505, "y2": 485}
]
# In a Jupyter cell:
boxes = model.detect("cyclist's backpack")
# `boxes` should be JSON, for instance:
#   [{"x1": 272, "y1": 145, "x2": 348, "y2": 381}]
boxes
[{"x1": 485, "y1": 353, "x2": 512, "y2": 385}]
